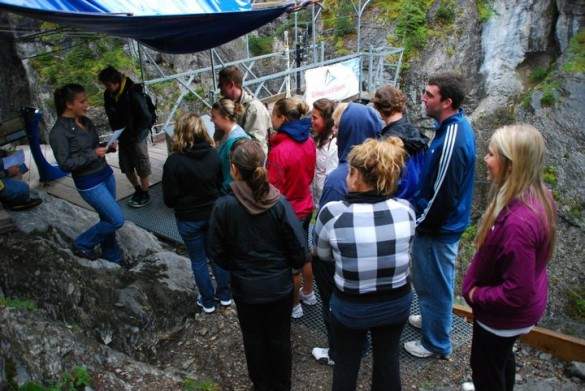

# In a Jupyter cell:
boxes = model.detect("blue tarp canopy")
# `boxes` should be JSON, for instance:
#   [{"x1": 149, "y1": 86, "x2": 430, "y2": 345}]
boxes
[{"x1": 0, "y1": 0, "x2": 290, "y2": 54}]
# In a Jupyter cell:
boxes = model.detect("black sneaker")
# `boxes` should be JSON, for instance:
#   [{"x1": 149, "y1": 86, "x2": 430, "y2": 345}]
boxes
[
  {"x1": 129, "y1": 190, "x2": 151, "y2": 208},
  {"x1": 4, "y1": 198, "x2": 42, "y2": 211},
  {"x1": 127, "y1": 188, "x2": 142, "y2": 208}
]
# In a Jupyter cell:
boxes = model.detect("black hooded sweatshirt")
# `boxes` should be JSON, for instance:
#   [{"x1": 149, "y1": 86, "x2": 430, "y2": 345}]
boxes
[{"x1": 162, "y1": 141, "x2": 222, "y2": 221}]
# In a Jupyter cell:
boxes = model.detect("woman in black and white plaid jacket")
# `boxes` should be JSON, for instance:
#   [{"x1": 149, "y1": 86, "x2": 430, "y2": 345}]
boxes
[{"x1": 313, "y1": 137, "x2": 415, "y2": 391}]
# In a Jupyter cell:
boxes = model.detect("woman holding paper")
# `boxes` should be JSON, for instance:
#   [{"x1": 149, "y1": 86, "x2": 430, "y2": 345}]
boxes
[{"x1": 49, "y1": 83, "x2": 124, "y2": 263}]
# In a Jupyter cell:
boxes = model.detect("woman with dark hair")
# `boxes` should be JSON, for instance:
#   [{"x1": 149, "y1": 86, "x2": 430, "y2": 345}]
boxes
[
  {"x1": 49, "y1": 84, "x2": 124, "y2": 262},
  {"x1": 311, "y1": 98, "x2": 338, "y2": 210},
  {"x1": 210, "y1": 98, "x2": 250, "y2": 193},
  {"x1": 208, "y1": 139, "x2": 307, "y2": 391},
  {"x1": 162, "y1": 113, "x2": 230, "y2": 314},
  {"x1": 268, "y1": 96, "x2": 317, "y2": 319},
  {"x1": 462, "y1": 124, "x2": 556, "y2": 391}
]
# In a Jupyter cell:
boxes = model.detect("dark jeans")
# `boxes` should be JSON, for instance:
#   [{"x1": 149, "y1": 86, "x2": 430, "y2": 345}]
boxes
[
  {"x1": 471, "y1": 321, "x2": 518, "y2": 391},
  {"x1": 311, "y1": 255, "x2": 336, "y2": 359},
  {"x1": 331, "y1": 314, "x2": 406, "y2": 391},
  {"x1": 235, "y1": 294, "x2": 294, "y2": 391}
]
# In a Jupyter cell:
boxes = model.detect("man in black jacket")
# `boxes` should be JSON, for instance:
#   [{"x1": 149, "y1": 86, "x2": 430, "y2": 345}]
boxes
[{"x1": 99, "y1": 66, "x2": 153, "y2": 208}]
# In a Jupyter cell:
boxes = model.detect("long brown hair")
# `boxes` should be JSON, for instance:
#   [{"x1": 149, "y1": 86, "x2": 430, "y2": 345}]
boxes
[
  {"x1": 313, "y1": 98, "x2": 336, "y2": 148},
  {"x1": 230, "y1": 140, "x2": 270, "y2": 202},
  {"x1": 475, "y1": 124, "x2": 556, "y2": 259}
]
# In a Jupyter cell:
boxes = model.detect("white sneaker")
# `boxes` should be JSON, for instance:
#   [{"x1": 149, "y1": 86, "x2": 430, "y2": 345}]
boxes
[
  {"x1": 291, "y1": 303, "x2": 304, "y2": 319},
  {"x1": 219, "y1": 298, "x2": 233, "y2": 307},
  {"x1": 408, "y1": 314, "x2": 422, "y2": 329},
  {"x1": 403, "y1": 340, "x2": 435, "y2": 358},
  {"x1": 196, "y1": 297, "x2": 216, "y2": 314},
  {"x1": 461, "y1": 382, "x2": 475, "y2": 391},
  {"x1": 299, "y1": 288, "x2": 318, "y2": 305},
  {"x1": 312, "y1": 347, "x2": 334, "y2": 366}
]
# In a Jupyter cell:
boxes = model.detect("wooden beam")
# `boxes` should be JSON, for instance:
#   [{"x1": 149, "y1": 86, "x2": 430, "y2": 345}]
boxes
[{"x1": 452, "y1": 304, "x2": 585, "y2": 362}]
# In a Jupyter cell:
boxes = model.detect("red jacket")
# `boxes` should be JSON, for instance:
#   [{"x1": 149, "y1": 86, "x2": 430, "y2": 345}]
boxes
[{"x1": 268, "y1": 118, "x2": 316, "y2": 220}]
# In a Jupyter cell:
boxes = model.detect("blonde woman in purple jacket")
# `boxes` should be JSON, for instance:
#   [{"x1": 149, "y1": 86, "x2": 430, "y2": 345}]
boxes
[{"x1": 462, "y1": 124, "x2": 556, "y2": 391}]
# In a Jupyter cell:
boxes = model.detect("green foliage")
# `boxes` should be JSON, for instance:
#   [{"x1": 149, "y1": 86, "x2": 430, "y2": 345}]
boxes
[
  {"x1": 563, "y1": 29, "x2": 585, "y2": 73},
  {"x1": 461, "y1": 223, "x2": 478, "y2": 242},
  {"x1": 396, "y1": 0, "x2": 429, "y2": 54},
  {"x1": 334, "y1": 2, "x2": 355, "y2": 37},
  {"x1": 529, "y1": 66, "x2": 550, "y2": 84},
  {"x1": 8, "y1": 367, "x2": 91, "y2": 391},
  {"x1": 436, "y1": 0, "x2": 457, "y2": 25},
  {"x1": 540, "y1": 90, "x2": 556, "y2": 107},
  {"x1": 248, "y1": 35, "x2": 274, "y2": 56},
  {"x1": 183, "y1": 378, "x2": 220, "y2": 391},
  {"x1": 0, "y1": 297, "x2": 37, "y2": 311},
  {"x1": 567, "y1": 286, "x2": 585, "y2": 321},
  {"x1": 543, "y1": 166, "x2": 558, "y2": 187},
  {"x1": 334, "y1": 36, "x2": 351, "y2": 55},
  {"x1": 30, "y1": 35, "x2": 137, "y2": 106},
  {"x1": 476, "y1": 0, "x2": 493, "y2": 23}
]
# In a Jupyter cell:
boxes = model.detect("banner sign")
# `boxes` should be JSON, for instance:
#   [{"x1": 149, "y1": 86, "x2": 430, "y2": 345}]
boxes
[{"x1": 304, "y1": 58, "x2": 360, "y2": 106}]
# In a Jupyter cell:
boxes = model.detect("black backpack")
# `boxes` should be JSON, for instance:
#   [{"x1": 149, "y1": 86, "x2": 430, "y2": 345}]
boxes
[{"x1": 131, "y1": 83, "x2": 157, "y2": 141}]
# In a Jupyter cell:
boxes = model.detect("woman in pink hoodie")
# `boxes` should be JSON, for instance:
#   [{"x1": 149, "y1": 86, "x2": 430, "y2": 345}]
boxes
[
  {"x1": 268, "y1": 97, "x2": 317, "y2": 319},
  {"x1": 462, "y1": 124, "x2": 556, "y2": 391}
]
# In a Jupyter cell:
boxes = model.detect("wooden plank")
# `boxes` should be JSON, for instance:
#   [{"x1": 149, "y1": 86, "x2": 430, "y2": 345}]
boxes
[{"x1": 452, "y1": 304, "x2": 585, "y2": 361}]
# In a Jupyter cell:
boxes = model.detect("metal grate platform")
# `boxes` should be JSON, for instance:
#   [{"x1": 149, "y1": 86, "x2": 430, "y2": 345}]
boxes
[{"x1": 119, "y1": 182, "x2": 183, "y2": 243}]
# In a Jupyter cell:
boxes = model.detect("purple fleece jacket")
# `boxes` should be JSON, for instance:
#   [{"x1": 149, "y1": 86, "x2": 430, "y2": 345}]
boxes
[{"x1": 462, "y1": 197, "x2": 553, "y2": 329}]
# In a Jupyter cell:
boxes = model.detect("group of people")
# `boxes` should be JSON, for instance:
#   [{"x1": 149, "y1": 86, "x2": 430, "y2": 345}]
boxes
[{"x1": 47, "y1": 65, "x2": 556, "y2": 391}]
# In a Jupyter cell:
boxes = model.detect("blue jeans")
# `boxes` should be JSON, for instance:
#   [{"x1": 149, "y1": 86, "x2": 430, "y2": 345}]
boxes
[
  {"x1": 76, "y1": 175, "x2": 124, "y2": 263},
  {"x1": 0, "y1": 178, "x2": 30, "y2": 204},
  {"x1": 176, "y1": 218, "x2": 230, "y2": 308},
  {"x1": 412, "y1": 233, "x2": 459, "y2": 355}
]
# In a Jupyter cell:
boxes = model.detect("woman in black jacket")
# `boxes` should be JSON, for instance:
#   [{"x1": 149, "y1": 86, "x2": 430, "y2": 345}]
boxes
[
  {"x1": 208, "y1": 139, "x2": 307, "y2": 391},
  {"x1": 162, "y1": 113, "x2": 230, "y2": 314}
]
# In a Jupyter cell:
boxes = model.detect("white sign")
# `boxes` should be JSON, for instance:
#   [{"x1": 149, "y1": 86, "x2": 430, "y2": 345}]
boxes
[{"x1": 304, "y1": 58, "x2": 360, "y2": 106}]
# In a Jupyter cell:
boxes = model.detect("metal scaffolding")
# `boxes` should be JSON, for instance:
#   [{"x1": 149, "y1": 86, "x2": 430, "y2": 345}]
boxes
[{"x1": 133, "y1": 1, "x2": 404, "y2": 136}]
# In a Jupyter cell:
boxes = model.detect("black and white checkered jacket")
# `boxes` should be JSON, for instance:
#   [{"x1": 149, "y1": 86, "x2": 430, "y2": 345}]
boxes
[{"x1": 313, "y1": 195, "x2": 415, "y2": 296}]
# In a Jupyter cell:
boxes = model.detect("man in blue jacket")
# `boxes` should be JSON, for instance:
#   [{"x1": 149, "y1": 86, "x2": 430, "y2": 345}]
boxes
[{"x1": 404, "y1": 73, "x2": 476, "y2": 359}]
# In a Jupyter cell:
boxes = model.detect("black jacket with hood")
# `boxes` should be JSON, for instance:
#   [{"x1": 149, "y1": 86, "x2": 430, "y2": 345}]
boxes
[
  {"x1": 208, "y1": 183, "x2": 308, "y2": 304},
  {"x1": 162, "y1": 141, "x2": 222, "y2": 221},
  {"x1": 103, "y1": 77, "x2": 153, "y2": 145}
]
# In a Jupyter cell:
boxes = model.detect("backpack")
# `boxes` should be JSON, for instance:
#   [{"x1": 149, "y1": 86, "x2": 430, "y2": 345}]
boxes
[{"x1": 131, "y1": 83, "x2": 157, "y2": 141}]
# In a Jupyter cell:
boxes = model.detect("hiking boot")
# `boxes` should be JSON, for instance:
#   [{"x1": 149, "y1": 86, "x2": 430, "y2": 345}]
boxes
[
  {"x1": 4, "y1": 197, "x2": 42, "y2": 211},
  {"x1": 312, "y1": 347, "x2": 335, "y2": 366},
  {"x1": 196, "y1": 297, "x2": 216, "y2": 314},
  {"x1": 299, "y1": 288, "x2": 317, "y2": 305},
  {"x1": 291, "y1": 303, "x2": 304, "y2": 319},
  {"x1": 408, "y1": 314, "x2": 422, "y2": 329},
  {"x1": 404, "y1": 340, "x2": 449, "y2": 359},
  {"x1": 73, "y1": 246, "x2": 98, "y2": 260}
]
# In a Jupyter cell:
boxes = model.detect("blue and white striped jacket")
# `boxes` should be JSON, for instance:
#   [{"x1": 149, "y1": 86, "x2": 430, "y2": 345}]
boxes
[{"x1": 414, "y1": 110, "x2": 476, "y2": 238}]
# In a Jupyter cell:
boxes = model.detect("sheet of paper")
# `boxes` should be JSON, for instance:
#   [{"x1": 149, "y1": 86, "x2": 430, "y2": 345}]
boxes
[
  {"x1": 2, "y1": 149, "x2": 24, "y2": 170},
  {"x1": 106, "y1": 127, "x2": 125, "y2": 149}
]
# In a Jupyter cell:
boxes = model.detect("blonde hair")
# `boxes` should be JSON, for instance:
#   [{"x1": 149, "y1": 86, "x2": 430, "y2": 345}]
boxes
[
  {"x1": 273, "y1": 96, "x2": 309, "y2": 122},
  {"x1": 475, "y1": 124, "x2": 556, "y2": 259},
  {"x1": 172, "y1": 113, "x2": 213, "y2": 152},
  {"x1": 332, "y1": 102, "x2": 349, "y2": 128},
  {"x1": 347, "y1": 137, "x2": 407, "y2": 195},
  {"x1": 212, "y1": 98, "x2": 243, "y2": 122}
]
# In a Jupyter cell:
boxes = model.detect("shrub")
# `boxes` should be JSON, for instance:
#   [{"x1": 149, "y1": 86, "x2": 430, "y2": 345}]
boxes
[
  {"x1": 543, "y1": 166, "x2": 558, "y2": 187},
  {"x1": 540, "y1": 90, "x2": 555, "y2": 107},
  {"x1": 183, "y1": 378, "x2": 220, "y2": 391},
  {"x1": 476, "y1": 0, "x2": 493, "y2": 23},
  {"x1": 396, "y1": 0, "x2": 429, "y2": 53},
  {"x1": 0, "y1": 297, "x2": 37, "y2": 311},
  {"x1": 436, "y1": 0, "x2": 457, "y2": 25},
  {"x1": 563, "y1": 29, "x2": 585, "y2": 73},
  {"x1": 248, "y1": 35, "x2": 274, "y2": 56},
  {"x1": 529, "y1": 67, "x2": 549, "y2": 84}
]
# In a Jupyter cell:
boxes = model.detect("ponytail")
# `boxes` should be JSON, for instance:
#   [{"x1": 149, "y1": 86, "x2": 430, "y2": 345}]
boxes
[
  {"x1": 54, "y1": 84, "x2": 85, "y2": 116},
  {"x1": 230, "y1": 140, "x2": 270, "y2": 202}
]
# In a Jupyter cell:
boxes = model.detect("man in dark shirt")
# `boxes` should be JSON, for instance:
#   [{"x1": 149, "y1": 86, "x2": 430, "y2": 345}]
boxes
[{"x1": 99, "y1": 66, "x2": 153, "y2": 208}]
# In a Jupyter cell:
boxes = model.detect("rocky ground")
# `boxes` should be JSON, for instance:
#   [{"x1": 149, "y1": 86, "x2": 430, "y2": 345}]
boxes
[{"x1": 1, "y1": 193, "x2": 584, "y2": 390}]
